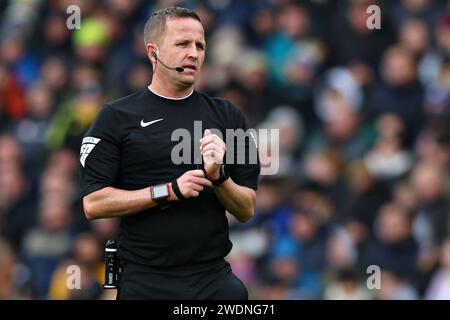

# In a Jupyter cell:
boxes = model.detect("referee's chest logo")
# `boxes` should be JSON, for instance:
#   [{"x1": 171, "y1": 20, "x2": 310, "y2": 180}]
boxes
[{"x1": 80, "y1": 136, "x2": 101, "y2": 167}]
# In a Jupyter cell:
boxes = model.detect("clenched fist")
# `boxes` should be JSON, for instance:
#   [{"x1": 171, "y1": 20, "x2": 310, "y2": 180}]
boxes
[{"x1": 200, "y1": 129, "x2": 226, "y2": 180}]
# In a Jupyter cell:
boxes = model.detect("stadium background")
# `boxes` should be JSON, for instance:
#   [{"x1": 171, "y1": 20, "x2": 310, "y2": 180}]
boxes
[{"x1": 0, "y1": 0, "x2": 449, "y2": 300}]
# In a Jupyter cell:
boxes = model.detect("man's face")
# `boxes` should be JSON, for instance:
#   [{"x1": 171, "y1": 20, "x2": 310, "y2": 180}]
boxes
[{"x1": 156, "y1": 17, "x2": 206, "y2": 88}]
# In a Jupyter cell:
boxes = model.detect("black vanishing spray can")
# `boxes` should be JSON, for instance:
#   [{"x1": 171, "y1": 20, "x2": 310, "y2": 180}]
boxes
[{"x1": 104, "y1": 240, "x2": 118, "y2": 289}]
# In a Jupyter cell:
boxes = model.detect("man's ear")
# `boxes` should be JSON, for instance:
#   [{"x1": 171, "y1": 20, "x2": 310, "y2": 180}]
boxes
[{"x1": 146, "y1": 43, "x2": 157, "y2": 63}]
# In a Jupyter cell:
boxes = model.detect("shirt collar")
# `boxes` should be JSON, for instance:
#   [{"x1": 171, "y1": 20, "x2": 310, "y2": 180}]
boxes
[{"x1": 148, "y1": 86, "x2": 193, "y2": 100}]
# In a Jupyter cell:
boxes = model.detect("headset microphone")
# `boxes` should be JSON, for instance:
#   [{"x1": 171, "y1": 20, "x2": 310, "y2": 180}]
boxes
[{"x1": 152, "y1": 51, "x2": 184, "y2": 72}]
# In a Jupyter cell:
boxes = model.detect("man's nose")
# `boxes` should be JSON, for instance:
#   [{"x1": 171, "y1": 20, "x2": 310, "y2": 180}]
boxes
[{"x1": 187, "y1": 44, "x2": 199, "y2": 60}]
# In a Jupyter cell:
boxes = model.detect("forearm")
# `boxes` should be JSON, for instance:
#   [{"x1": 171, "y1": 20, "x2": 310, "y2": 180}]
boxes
[
  {"x1": 83, "y1": 185, "x2": 176, "y2": 220},
  {"x1": 214, "y1": 178, "x2": 256, "y2": 223}
]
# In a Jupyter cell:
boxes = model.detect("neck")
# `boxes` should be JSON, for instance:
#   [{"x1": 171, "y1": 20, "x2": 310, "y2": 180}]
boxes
[{"x1": 149, "y1": 74, "x2": 193, "y2": 99}]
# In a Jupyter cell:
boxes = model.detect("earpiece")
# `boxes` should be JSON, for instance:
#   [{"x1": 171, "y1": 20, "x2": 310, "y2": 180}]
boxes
[{"x1": 151, "y1": 51, "x2": 184, "y2": 72}]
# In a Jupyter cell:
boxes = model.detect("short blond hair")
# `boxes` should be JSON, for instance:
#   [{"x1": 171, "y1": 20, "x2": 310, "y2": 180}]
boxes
[{"x1": 143, "y1": 7, "x2": 201, "y2": 45}]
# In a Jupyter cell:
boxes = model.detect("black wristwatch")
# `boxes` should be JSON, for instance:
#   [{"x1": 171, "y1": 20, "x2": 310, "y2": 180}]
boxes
[
  {"x1": 209, "y1": 165, "x2": 229, "y2": 186},
  {"x1": 150, "y1": 183, "x2": 170, "y2": 208}
]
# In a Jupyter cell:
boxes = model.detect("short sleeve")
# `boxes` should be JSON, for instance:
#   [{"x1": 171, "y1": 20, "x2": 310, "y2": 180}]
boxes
[
  {"x1": 225, "y1": 102, "x2": 261, "y2": 190},
  {"x1": 79, "y1": 105, "x2": 121, "y2": 197}
]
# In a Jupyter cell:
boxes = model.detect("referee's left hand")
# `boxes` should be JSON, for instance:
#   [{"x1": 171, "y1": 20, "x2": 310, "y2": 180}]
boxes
[{"x1": 200, "y1": 129, "x2": 226, "y2": 180}]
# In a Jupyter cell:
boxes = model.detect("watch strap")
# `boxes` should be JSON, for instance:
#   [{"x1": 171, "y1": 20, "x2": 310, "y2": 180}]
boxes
[
  {"x1": 171, "y1": 178, "x2": 186, "y2": 201},
  {"x1": 210, "y1": 165, "x2": 229, "y2": 186}
]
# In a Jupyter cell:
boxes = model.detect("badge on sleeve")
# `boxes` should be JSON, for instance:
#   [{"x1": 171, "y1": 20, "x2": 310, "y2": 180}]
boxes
[{"x1": 80, "y1": 136, "x2": 101, "y2": 167}]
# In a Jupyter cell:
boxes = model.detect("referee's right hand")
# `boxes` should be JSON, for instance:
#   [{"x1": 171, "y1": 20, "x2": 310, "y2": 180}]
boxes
[{"x1": 171, "y1": 170, "x2": 213, "y2": 200}]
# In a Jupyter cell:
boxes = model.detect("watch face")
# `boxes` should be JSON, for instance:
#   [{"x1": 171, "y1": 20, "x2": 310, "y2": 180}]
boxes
[{"x1": 152, "y1": 184, "x2": 169, "y2": 199}]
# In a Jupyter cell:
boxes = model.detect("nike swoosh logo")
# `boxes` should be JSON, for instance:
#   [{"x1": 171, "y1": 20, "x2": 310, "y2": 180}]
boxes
[{"x1": 141, "y1": 118, "x2": 164, "y2": 127}]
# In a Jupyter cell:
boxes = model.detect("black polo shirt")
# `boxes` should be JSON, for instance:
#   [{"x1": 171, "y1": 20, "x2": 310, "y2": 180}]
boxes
[{"x1": 79, "y1": 88, "x2": 260, "y2": 268}]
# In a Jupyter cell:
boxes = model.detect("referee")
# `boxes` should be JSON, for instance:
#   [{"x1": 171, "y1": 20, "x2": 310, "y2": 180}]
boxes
[{"x1": 79, "y1": 7, "x2": 260, "y2": 299}]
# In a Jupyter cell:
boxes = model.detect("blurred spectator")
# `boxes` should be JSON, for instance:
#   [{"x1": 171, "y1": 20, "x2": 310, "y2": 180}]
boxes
[
  {"x1": 234, "y1": 177, "x2": 294, "y2": 235},
  {"x1": 375, "y1": 270, "x2": 419, "y2": 300},
  {"x1": 364, "y1": 113, "x2": 414, "y2": 181},
  {"x1": 288, "y1": 203, "x2": 332, "y2": 272},
  {"x1": 424, "y1": 238, "x2": 450, "y2": 299},
  {"x1": 410, "y1": 158, "x2": 450, "y2": 292},
  {"x1": 418, "y1": 11, "x2": 450, "y2": 86},
  {"x1": 21, "y1": 196, "x2": 73, "y2": 298},
  {"x1": 258, "y1": 105, "x2": 303, "y2": 178},
  {"x1": 0, "y1": 133, "x2": 23, "y2": 165},
  {"x1": 323, "y1": 268, "x2": 372, "y2": 300},
  {"x1": 302, "y1": 148, "x2": 349, "y2": 213},
  {"x1": 325, "y1": 228, "x2": 359, "y2": 271},
  {"x1": 364, "y1": 203, "x2": 419, "y2": 281},
  {"x1": 10, "y1": 81, "x2": 56, "y2": 174},
  {"x1": 264, "y1": 193, "x2": 337, "y2": 299},
  {"x1": 397, "y1": 17, "x2": 439, "y2": 86},
  {"x1": 46, "y1": 64, "x2": 106, "y2": 152},
  {"x1": 0, "y1": 162, "x2": 35, "y2": 251},
  {"x1": 0, "y1": 238, "x2": 33, "y2": 299},
  {"x1": 411, "y1": 161, "x2": 449, "y2": 295},
  {"x1": 39, "y1": 56, "x2": 70, "y2": 101},
  {"x1": 0, "y1": 62, "x2": 27, "y2": 128},
  {"x1": 366, "y1": 45, "x2": 425, "y2": 144},
  {"x1": 308, "y1": 67, "x2": 375, "y2": 161},
  {"x1": 73, "y1": 17, "x2": 111, "y2": 63},
  {"x1": 228, "y1": 177, "x2": 295, "y2": 297},
  {"x1": 0, "y1": 0, "x2": 40, "y2": 42},
  {"x1": 48, "y1": 232, "x2": 103, "y2": 300},
  {"x1": 208, "y1": 26, "x2": 245, "y2": 87},
  {"x1": 45, "y1": 148, "x2": 79, "y2": 181},
  {"x1": 264, "y1": 233, "x2": 322, "y2": 299},
  {"x1": 265, "y1": 2, "x2": 325, "y2": 101},
  {"x1": 415, "y1": 116, "x2": 450, "y2": 168},
  {"x1": 411, "y1": 161, "x2": 450, "y2": 248},
  {"x1": 392, "y1": 180, "x2": 418, "y2": 215},
  {"x1": 231, "y1": 50, "x2": 288, "y2": 127},
  {"x1": 329, "y1": 0, "x2": 394, "y2": 72},
  {"x1": 399, "y1": 18, "x2": 430, "y2": 61},
  {"x1": 341, "y1": 160, "x2": 391, "y2": 243},
  {"x1": 247, "y1": 8, "x2": 275, "y2": 49},
  {"x1": 424, "y1": 55, "x2": 450, "y2": 118},
  {"x1": 0, "y1": 135, "x2": 36, "y2": 251},
  {"x1": 387, "y1": 0, "x2": 446, "y2": 31},
  {"x1": 38, "y1": 12, "x2": 73, "y2": 59},
  {"x1": 0, "y1": 239, "x2": 17, "y2": 299},
  {"x1": 0, "y1": 37, "x2": 40, "y2": 88},
  {"x1": 122, "y1": 59, "x2": 152, "y2": 96}
]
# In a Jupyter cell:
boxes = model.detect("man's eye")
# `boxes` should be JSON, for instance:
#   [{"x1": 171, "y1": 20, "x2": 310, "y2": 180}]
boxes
[
  {"x1": 177, "y1": 43, "x2": 187, "y2": 47},
  {"x1": 196, "y1": 44, "x2": 204, "y2": 50}
]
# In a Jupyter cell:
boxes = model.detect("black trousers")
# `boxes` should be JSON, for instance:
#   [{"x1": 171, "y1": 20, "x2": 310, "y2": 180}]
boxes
[{"x1": 116, "y1": 258, "x2": 248, "y2": 300}]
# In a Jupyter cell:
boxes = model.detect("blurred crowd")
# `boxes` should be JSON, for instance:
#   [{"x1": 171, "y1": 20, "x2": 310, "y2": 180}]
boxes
[{"x1": 0, "y1": 0, "x2": 449, "y2": 300}]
